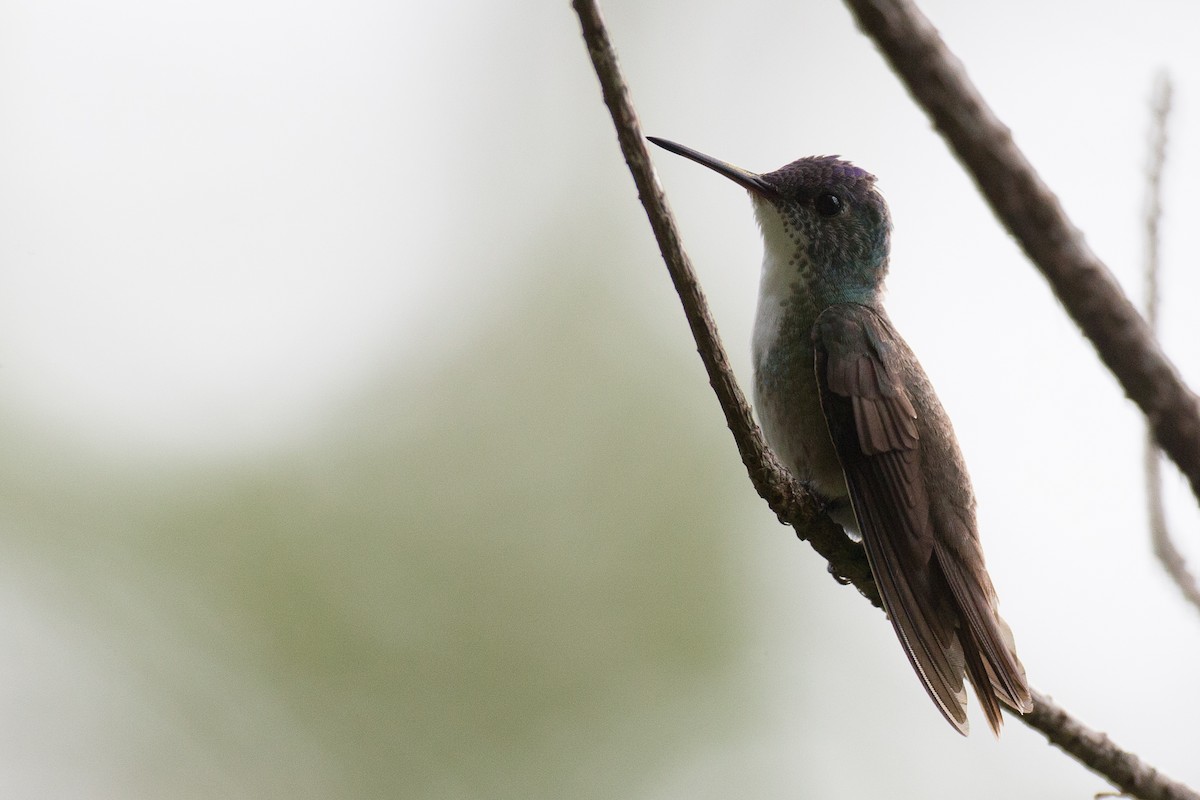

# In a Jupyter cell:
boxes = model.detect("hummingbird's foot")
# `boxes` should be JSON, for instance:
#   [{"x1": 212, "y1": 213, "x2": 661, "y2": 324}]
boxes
[{"x1": 828, "y1": 563, "x2": 852, "y2": 585}]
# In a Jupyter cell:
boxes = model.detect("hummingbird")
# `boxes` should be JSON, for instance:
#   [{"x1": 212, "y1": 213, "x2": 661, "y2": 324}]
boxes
[{"x1": 648, "y1": 136, "x2": 1032, "y2": 735}]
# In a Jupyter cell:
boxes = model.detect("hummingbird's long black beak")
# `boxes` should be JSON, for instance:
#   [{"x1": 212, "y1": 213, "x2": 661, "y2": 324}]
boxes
[{"x1": 648, "y1": 137, "x2": 778, "y2": 199}]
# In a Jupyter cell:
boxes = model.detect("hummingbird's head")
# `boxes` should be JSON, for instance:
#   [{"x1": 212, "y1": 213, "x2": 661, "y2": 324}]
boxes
[
  {"x1": 648, "y1": 138, "x2": 892, "y2": 305},
  {"x1": 755, "y1": 156, "x2": 891, "y2": 296}
]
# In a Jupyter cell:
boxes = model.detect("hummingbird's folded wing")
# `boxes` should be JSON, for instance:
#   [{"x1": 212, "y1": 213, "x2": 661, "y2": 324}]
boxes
[{"x1": 812, "y1": 303, "x2": 973, "y2": 733}]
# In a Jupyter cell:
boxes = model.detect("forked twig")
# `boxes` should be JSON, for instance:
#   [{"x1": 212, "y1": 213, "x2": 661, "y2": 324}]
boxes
[{"x1": 1141, "y1": 75, "x2": 1200, "y2": 613}]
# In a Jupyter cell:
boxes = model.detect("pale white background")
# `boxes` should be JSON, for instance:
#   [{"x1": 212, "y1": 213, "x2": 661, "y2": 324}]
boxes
[{"x1": 0, "y1": 1, "x2": 1198, "y2": 797}]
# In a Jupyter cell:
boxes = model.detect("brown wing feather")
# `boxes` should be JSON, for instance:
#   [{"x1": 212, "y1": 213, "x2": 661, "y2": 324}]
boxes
[
  {"x1": 935, "y1": 534, "x2": 1033, "y2": 714},
  {"x1": 846, "y1": 448, "x2": 971, "y2": 732},
  {"x1": 814, "y1": 305, "x2": 971, "y2": 733},
  {"x1": 814, "y1": 303, "x2": 1031, "y2": 735}
]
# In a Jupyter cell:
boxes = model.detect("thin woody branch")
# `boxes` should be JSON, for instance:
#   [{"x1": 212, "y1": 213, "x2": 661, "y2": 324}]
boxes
[
  {"x1": 843, "y1": 0, "x2": 1200, "y2": 508},
  {"x1": 572, "y1": 0, "x2": 879, "y2": 605},
  {"x1": 572, "y1": 0, "x2": 1199, "y2": 797},
  {"x1": 1140, "y1": 75, "x2": 1200, "y2": 613},
  {"x1": 1028, "y1": 691, "x2": 1198, "y2": 800}
]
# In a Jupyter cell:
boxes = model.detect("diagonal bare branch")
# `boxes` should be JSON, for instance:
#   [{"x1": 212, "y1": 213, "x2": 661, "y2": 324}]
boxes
[
  {"x1": 572, "y1": 1, "x2": 1200, "y2": 798},
  {"x1": 842, "y1": 0, "x2": 1200, "y2": 511},
  {"x1": 1140, "y1": 74, "x2": 1200, "y2": 613},
  {"x1": 571, "y1": 0, "x2": 879, "y2": 605},
  {"x1": 1028, "y1": 690, "x2": 1199, "y2": 800}
]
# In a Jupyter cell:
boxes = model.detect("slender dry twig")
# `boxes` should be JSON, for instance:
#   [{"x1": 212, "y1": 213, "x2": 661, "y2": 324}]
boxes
[
  {"x1": 1028, "y1": 691, "x2": 1199, "y2": 800},
  {"x1": 1141, "y1": 75, "x2": 1200, "y2": 612},
  {"x1": 572, "y1": 0, "x2": 879, "y2": 605},
  {"x1": 1144, "y1": 76, "x2": 1170, "y2": 341},
  {"x1": 572, "y1": 1, "x2": 1200, "y2": 798},
  {"x1": 843, "y1": 0, "x2": 1200, "y2": 510}
]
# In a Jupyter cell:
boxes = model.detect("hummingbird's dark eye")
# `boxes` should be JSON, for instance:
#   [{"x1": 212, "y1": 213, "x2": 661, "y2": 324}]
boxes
[{"x1": 814, "y1": 192, "x2": 843, "y2": 217}]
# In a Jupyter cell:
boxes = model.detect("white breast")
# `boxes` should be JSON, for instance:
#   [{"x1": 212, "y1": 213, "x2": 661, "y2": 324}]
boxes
[
  {"x1": 748, "y1": 197, "x2": 849, "y2": 501},
  {"x1": 750, "y1": 198, "x2": 804, "y2": 367}
]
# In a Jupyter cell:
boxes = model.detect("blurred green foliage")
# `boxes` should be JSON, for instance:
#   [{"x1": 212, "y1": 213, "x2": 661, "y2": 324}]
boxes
[{"x1": 0, "y1": 255, "x2": 752, "y2": 798}]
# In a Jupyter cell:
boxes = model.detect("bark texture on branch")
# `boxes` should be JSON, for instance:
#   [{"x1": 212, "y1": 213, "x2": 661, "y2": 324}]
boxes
[{"x1": 1029, "y1": 691, "x2": 1200, "y2": 800}]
